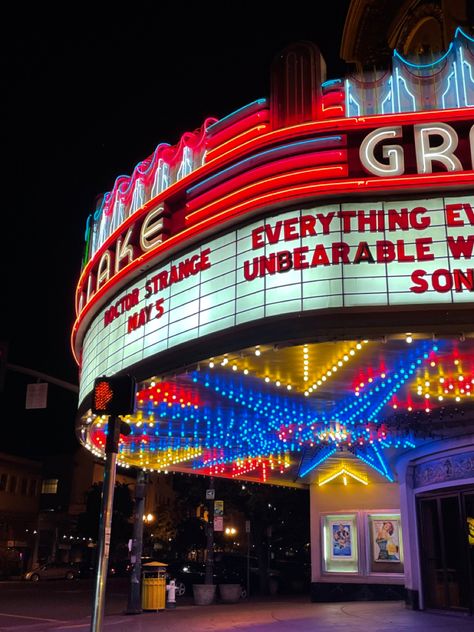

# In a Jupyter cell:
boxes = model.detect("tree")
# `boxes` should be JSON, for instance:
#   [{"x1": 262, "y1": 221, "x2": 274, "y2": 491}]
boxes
[
  {"x1": 174, "y1": 516, "x2": 207, "y2": 557},
  {"x1": 77, "y1": 482, "x2": 134, "y2": 558},
  {"x1": 212, "y1": 479, "x2": 310, "y2": 594},
  {"x1": 143, "y1": 505, "x2": 178, "y2": 557}
]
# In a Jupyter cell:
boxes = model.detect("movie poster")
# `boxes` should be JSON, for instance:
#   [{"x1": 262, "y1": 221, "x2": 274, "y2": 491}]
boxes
[
  {"x1": 372, "y1": 519, "x2": 401, "y2": 562},
  {"x1": 330, "y1": 520, "x2": 354, "y2": 560}
]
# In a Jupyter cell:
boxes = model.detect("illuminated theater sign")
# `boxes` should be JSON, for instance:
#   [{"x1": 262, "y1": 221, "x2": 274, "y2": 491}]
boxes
[
  {"x1": 77, "y1": 193, "x2": 473, "y2": 402},
  {"x1": 73, "y1": 29, "x2": 474, "y2": 482},
  {"x1": 74, "y1": 117, "x2": 474, "y2": 322}
]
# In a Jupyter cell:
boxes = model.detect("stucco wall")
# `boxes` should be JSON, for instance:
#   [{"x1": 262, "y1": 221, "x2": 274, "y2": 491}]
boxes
[{"x1": 310, "y1": 481, "x2": 402, "y2": 584}]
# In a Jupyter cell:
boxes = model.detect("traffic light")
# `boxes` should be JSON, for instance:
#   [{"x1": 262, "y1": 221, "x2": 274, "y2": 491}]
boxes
[{"x1": 92, "y1": 374, "x2": 136, "y2": 416}]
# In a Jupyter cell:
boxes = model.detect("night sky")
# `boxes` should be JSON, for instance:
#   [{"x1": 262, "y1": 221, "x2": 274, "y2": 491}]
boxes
[{"x1": 2, "y1": 3, "x2": 352, "y2": 457}]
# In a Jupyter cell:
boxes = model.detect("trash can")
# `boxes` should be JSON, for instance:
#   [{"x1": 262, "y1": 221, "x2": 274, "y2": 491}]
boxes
[{"x1": 142, "y1": 562, "x2": 168, "y2": 611}]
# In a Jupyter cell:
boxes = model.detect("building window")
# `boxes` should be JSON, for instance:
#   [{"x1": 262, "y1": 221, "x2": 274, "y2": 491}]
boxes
[
  {"x1": 0, "y1": 474, "x2": 7, "y2": 491},
  {"x1": 20, "y1": 478, "x2": 28, "y2": 495},
  {"x1": 8, "y1": 476, "x2": 17, "y2": 494},
  {"x1": 41, "y1": 479, "x2": 58, "y2": 494}
]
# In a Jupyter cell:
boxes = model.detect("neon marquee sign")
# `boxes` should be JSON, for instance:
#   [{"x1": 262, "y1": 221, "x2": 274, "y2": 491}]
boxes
[
  {"x1": 73, "y1": 30, "x2": 474, "y2": 378},
  {"x1": 360, "y1": 122, "x2": 474, "y2": 176},
  {"x1": 77, "y1": 194, "x2": 473, "y2": 403}
]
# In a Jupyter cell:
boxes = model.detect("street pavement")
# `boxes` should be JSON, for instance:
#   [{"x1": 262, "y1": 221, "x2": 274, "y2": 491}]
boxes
[{"x1": 0, "y1": 595, "x2": 472, "y2": 632}]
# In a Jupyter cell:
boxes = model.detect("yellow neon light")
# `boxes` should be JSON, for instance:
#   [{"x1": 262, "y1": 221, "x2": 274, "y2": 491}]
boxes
[{"x1": 318, "y1": 467, "x2": 368, "y2": 487}]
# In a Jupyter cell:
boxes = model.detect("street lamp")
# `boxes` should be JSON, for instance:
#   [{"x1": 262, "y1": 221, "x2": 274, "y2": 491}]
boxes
[
  {"x1": 225, "y1": 527, "x2": 237, "y2": 536},
  {"x1": 143, "y1": 513, "x2": 154, "y2": 524}
]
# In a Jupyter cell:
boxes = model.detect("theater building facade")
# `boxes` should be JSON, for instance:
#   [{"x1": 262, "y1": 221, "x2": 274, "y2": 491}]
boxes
[{"x1": 72, "y1": 29, "x2": 474, "y2": 613}]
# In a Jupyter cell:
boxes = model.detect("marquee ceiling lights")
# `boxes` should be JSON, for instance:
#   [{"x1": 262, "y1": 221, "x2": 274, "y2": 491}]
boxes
[{"x1": 81, "y1": 336, "x2": 474, "y2": 483}]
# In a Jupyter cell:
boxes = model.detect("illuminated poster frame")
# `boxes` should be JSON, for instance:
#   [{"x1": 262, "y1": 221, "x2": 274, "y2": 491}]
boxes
[
  {"x1": 322, "y1": 513, "x2": 359, "y2": 574},
  {"x1": 367, "y1": 513, "x2": 404, "y2": 576}
]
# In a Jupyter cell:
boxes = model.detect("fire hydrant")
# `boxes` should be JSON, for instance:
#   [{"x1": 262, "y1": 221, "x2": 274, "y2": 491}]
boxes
[{"x1": 166, "y1": 579, "x2": 177, "y2": 609}]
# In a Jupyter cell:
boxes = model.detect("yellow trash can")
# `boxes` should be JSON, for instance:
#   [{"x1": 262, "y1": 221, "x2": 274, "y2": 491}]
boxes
[{"x1": 142, "y1": 561, "x2": 168, "y2": 611}]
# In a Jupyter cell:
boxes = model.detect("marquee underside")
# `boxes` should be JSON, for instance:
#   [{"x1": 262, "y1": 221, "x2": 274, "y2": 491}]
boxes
[{"x1": 78, "y1": 334, "x2": 474, "y2": 486}]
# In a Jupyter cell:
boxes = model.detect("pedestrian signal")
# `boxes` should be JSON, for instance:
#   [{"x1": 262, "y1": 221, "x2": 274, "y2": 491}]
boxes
[{"x1": 92, "y1": 375, "x2": 136, "y2": 416}]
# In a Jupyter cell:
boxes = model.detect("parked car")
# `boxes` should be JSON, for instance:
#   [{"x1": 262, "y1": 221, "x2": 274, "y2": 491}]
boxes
[
  {"x1": 23, "y1": 562, "x2": 80, "y2": 581},
  {"x1": 71, "y1": 558, "x2": 130, "y2": 578}
]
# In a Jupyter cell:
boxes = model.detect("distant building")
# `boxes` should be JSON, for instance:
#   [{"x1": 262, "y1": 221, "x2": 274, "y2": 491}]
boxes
[{"x1": 0, "y1": 452, "x2": 42, "y2": 575}]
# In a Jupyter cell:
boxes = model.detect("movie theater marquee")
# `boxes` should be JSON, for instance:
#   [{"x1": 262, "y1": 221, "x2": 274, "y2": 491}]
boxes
[{"x1": 79, "y1": 193, "x2": 474, "y2": 401}]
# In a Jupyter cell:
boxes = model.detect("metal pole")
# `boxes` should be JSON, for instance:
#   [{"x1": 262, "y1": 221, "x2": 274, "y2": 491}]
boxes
[
  {"x1": 90, "y1": 416, "x2": 120, "y2": 632},
  {"x1": 6, "y1": 362, "x2": 79, "y2": 393},
  {"x1": 204, "y1": 476, "x2": 214, "y2": 584},
  {"x1": 125, "y1": 470, "x2": 147, "y2": 614},
  {"x1": 246, "y1": 527, "x2": 250, "y2": 599}
]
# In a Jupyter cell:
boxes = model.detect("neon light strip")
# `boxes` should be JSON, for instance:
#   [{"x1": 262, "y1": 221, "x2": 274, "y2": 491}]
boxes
[
  {"x1": 187, "y1": 136, "x2": 344, "y2": 197},
  {"x1": 298, "y1": 448, "x2": 336, "y2": 478},
  {"x1": 202, "y1": 107, "x2": 474, "y2": 175},
  {"x1": 185, "y1": 169, "x2": 473, "y2": 230},
  {"x1": 321, "y1": 79, "x2": 343, "y2": 88},
  {"x1": 206, "y1": 111, "x2": 270, "y2": 152},
  {"x1": 394, "y1": 43, "x2": 454, "y2": 69},
  {"x1": 207, "y1": 99, "x2": 267, "y2": 133},
  {"x1": 318, "y1": 467, "x2": 368, "y2": 486},
  {"x1": 186, "y1": 165, "x2": 348, "y2": 221},
  {"x1": 455, "y1": 27, "x2": 474, "y2": 43},
  {"x1": 186, "y1": 158, "x2": 347, "y2": 220},
  {"x1": 353, "y1": 447, "x2": 394, "y2": 482},
  {"x1": 206, "y1": 125, "x2": 269, "y2": 159}
]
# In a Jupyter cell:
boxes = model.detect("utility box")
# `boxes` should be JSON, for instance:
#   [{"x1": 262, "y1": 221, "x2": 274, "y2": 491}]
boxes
[{"x1": 142, "y1": 561, "x2": 167, "y2": 611}]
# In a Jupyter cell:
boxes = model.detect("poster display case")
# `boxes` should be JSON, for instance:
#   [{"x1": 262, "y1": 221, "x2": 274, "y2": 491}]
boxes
[
  {"x1": 321, "y1": 512, "x2": 404, "y2": 576},
  {"x1": 367, "y1": 513, "x2": 404, "y2": 575},
  {"x1": 322, "y1": 514, "x2": 359, "y2": 573}
]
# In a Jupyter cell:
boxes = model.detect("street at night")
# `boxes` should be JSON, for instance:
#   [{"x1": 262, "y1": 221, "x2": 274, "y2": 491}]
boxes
[{"x1": 0, "y1": 579, "x2": 473, "y2": 631}]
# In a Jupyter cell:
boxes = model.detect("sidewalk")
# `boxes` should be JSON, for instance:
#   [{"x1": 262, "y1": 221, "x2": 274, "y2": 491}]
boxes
[{"x1": 48, "y1": 597, "x2": 473, "y2": 632}]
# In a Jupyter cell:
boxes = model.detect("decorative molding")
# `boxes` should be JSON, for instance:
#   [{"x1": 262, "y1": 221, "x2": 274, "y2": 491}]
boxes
[{"x1": 413, "y1": 449, "x2": 474, "y2": 487}]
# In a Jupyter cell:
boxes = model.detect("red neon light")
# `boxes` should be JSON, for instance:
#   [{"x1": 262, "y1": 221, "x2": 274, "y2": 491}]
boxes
[
  {"x1": 206, "y1": 124, "x2": 269, "y2": 160},
  {"x1": 206, "y1": 110, "x2": 270, "y2": 152},
  {"x1": 186, "y1": 164, "x2": 348, "y2": 224},
  {"x1": 100, "y1": 119, "x2": 216, "y2": 219},
  {"x1": 184, "y1": 171, "x2": 474, "y2": 235},
  {"x1": 201, "y1": 107, "x2": 474, "y2": 173},
  {"x1": 186, "y1": 150, "x2": 347, "y2": 214}
]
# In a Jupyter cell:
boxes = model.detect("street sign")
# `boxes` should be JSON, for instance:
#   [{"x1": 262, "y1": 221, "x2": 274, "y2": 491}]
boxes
[
  {"x1": 214, "y1": 516, "x2": 223, "y2": 531},
  {"x1": 214, "y1": 500, "x2": 224, "y2": 516},
  {"x1": 206, "y1": 489, "x2": 215, "y2": 500},
  {"x1": 25, "y1": 383, "x2": 48, "y2": 409},
  {"x1": 245, "y1": 520, "x2": 251, "y2": 533}
]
